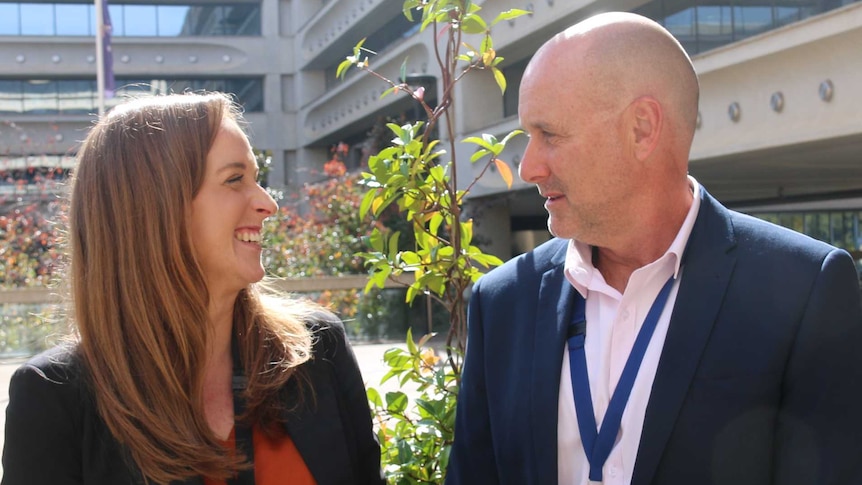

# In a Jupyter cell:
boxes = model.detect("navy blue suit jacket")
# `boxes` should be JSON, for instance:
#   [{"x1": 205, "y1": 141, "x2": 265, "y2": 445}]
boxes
[{"x1": 447, "y1": 189, "x2": 862, "y2": 485}]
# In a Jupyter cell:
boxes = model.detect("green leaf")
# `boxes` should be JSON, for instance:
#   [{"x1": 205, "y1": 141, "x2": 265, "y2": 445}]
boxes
[
  {"x1": 400, "y1": 58, "x2": 408, "y2": 84},
  {"x1": 336, "y1": 59, "x2": 353, "y2": 80},
  {"x1": 492, "y1": 66, "x2": 507, "y2": 94},
  {"x1": 387, "y1": 231, "x2": 401, "y2": 260},
  {"x1": 367, "y1": 387, "x2": 383, "y2": 408},
  {"x1": 490, "y1": 8, "x2": 532, "y2": 26},
  {"x1": 429, "y1": 212, "x2": 444, "y2": 236},
  {"x1": 470, "y1": 148, "x2": 490, "y2": 163},
  {"x1": 461, "y1": 220, "x2": 474, "y2": 247},
  {"x1": 460, "y1": 14, "x2": 488, "y2": 34},
  {"x1": 471, "y1": 250, "x2": 504, "y2": 268},
  {"x1": 415, "y1": 398, "x2": 439, "y2": 419},
  {"x1": 480, "y1": 34, "x2": 493, "y2": 56},
  {"x1": 386, "y1": 391, "x2": 409, "y2": 413},
  {"x1": 501, "y1": 129, "x2": 524, "y2": 145},
  {"x1": 406, "y1": 327, "x2": 417, "y2": 355},
  {"x1": 402, "y1": 0, "x2": 418, "y2": 21},
  {"x1": 359, "y1": 189, "x2": 376, "y2": 219},
  {"x1": 368, "y1": 227, "x2": 384, "y2": 252},
  {"x1": 462, "y1": 135, "x2": 495, "y2": 152},
  {"x1": 380, "y1": 86, "x2": 399, "y2": 99},
  {"x1": 400, "y1": 251, "x2": 421, "y2": 267},
  {"x1": 352, "y1": 37, "x2": 367, "y2": 57}
]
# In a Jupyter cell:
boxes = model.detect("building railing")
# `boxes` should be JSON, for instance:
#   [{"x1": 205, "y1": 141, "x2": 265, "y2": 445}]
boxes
[
  {"x1": 0, "y1": 275, "x2": 430, "y2": 358},
  {"x1": 0, "y1": 275, "x2": 408, "y2": 304}
]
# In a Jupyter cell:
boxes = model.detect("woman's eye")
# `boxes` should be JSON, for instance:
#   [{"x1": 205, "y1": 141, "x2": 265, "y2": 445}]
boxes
[{"x1": 227, "y1": 174, "x2": 243, "y2": 184}]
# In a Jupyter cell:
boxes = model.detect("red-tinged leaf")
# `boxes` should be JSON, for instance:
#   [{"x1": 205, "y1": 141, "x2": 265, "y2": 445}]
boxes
[
  {"x1": 494, "y1": 159, "x2": 514, "y2": 188},
  {"x1": 436, "y1": 23, "x2": 451, "y2": 43}
]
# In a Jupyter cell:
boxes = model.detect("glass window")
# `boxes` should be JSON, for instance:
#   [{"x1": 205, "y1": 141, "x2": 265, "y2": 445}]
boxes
[
  {"x1": 844, "y1": 211, "x2": 859, "y2": 250},
  {"x1": 156, "y1": 5, "x2": 190, "y2": 36},
  {"x1": 697, "y1": 6, "x2": 732, "y2": 36},
  {"x1": 774, "y1": 6, "x2": 802, "y2": 28},
  {"x1": 185, "y1": 5, "x2": 224, "y2": 35},
  {"x1": 0, "y1": 4, "x2": 20, "y2": 35},
  {"x1": 696, "y1": 5, "x2": 733, "y2": 52},
  {"x1": 56, "y1": 4, "x2": 92, "y2": 36},
  {"x1": 0, "y1": 80, "x2": 23, "y2": 114},
  {"x1": 108, "y1": 4, "x2": 124, "y2": 36},
  {"x1": 58, "y1": 80, "x2": 94, "y2": 114},
  {"x1": 23, "y1": 80, "x2": 58, "y2": 114},
  {"x1": 0, "y1": 2, "x2": 262, "y2": 37},
  {"x1": 664, "y1": 7, "x2": 696, "y2": 53},
  {"x1": 0, "y1": 77, "x2": 262, "y2": 114},
  {"x1": 123, "y1": 5, "x2": 157, "y2": 36},
  {"x1": 789, "y1": 213, "x2": 804, "y2": 234},
  {"x1": 229, "y1": 4, "x2": 261, "y2": 35},
  {"x1": 734, "y1": 6, "x2": 773, "y2": 39},
  {"x1": 21, "y1": 3, "x2": 55, "y2": 36}
]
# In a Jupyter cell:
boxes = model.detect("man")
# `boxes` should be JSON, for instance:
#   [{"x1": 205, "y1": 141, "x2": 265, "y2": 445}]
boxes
[{"x1": 446, "y1": 12, "x2": 862, "y2": 485}]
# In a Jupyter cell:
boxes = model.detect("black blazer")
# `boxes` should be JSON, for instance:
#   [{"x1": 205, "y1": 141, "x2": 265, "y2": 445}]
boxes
[
  {"x1": 2, "y1": 316, "x2": 385, "y2": 485},
  {"x1": 446, "y1": 189, "x2": 862, "y2": 485}
]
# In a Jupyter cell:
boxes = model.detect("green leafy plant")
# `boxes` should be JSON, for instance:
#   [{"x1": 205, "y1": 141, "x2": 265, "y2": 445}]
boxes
[{"x1": 339, "y1": 1, "x2": 529, "y2": 482}]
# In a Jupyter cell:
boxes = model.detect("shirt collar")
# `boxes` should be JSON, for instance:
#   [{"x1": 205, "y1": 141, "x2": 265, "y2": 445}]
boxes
[{"x1": 564, "y1": 176, "x2": 702, "y2": 295}]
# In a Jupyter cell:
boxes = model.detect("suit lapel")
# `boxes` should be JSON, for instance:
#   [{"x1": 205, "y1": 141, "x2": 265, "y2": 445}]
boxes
[
  {"x1": 531, "y1": 244, "x2": 574, "y2": 484},
  {"x1": 631, "y1": 190, "x2": 738, "y2": 485}
]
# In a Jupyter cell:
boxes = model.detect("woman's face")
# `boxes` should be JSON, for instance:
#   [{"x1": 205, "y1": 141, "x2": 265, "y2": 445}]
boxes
[{"x1": 189, "y1": 118, "x2": 277, "y2": 301}]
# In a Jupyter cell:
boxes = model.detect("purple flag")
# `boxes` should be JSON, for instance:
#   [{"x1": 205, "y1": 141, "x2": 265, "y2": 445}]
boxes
[{"x1": 101, "y1": 0, "x2": 115, "y2": 98}]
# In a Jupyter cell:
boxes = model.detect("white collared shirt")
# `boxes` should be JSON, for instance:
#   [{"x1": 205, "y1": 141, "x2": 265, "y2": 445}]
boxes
[{"x1": 557, "y1": 176, "x2": 702, "y2": 485}]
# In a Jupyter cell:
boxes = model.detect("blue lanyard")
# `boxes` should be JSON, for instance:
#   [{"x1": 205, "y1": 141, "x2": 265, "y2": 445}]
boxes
[{"x1": 567, "y1": 276, "x2": 675, "y2": 482}]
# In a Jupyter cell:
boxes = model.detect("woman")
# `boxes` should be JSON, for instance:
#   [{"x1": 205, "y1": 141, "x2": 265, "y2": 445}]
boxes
[{"x1": 2, "y1": 93, "x2": 384, "y2": 485}]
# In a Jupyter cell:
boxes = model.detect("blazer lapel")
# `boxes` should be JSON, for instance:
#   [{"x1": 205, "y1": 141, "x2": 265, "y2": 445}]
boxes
[
  {"x1": 281, "y1": 358, "x2": 353, "y2": 484},
  {"x1": 631, "y1": 190, "x2": 738, "y2": 485},
  {"x1": 531, "y1": 245, "x2": 574, "y2": 484}
]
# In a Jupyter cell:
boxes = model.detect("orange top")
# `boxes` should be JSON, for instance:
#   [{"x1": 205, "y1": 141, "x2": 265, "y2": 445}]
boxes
[{"x1": 204, "y1": 425, "x2": 316, "y2": 485}]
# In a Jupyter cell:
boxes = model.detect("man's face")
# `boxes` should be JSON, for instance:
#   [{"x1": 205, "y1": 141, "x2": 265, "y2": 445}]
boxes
[{"x1": 517, "y1": 59, "x2": 631, "y2": 243}]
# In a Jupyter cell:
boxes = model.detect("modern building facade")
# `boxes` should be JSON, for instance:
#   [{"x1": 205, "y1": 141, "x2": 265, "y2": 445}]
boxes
[{"x1": 2, "y1": 0, "x2": 861, "y2": 266}]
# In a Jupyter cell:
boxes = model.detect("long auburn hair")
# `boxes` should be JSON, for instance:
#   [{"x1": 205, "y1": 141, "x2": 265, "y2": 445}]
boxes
[{"x1": 68, "y1": 92, "x2": 313, "y2": 483}]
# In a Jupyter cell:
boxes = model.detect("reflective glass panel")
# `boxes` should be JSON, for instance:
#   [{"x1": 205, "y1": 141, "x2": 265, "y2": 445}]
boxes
[
  {"x1": 56, "y1": 4, "x2": 91, "y2": 36},
  {"x1": 225, "y1": 4, "x2": 261, "y2": 35},
  {"x1": 123, "y1": 5, "x2": 157, "y2": 36},
  {"x1": 156, "y1": 5, "x2": 190, "y2": 36},
  {"x1": 774, "y1": 7, "x2": 802, "y2": 27},
  {"x1": 734, "y1": 6, "x2": 773, "y2": 38},
  {"x1": 23, "y1": 80, "x2": 58, "y2": 114},
  {"x1": 844, "y1": 211, "x2": 858, "y2": 250},
  {"x1": 20, "y1": 3, "x2": 54, "y2": 35},
  {"x1": 0, "y1": 4, "x2": 20, "y2": 35},
  {"x1": 58, "y1": 80, "x2": 94, "y2": 114},
  {"x1": 108, "y1": 4, "x2": 123, "y2": 36},
  {"x1": 697, "y1": 5, "x2": 733, "y2": 52},
  {"x1": 187, "y1": 5, "x2": 225, "y2": 35},
  {"x1": 0, "y1": 80, "x2": 23, "y2": 114},
  {"x1": 831, "y1": 212, "x2": 845, "y2": 247}
]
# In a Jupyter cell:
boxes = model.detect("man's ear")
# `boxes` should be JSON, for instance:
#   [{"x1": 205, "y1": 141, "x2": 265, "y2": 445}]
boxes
[{"x1": 629, "y1": 96, "x2": 662, "y2": 161}]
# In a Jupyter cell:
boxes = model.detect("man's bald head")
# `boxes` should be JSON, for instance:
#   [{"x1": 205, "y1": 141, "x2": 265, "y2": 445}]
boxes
[{"x1": 525, "y1": 12, "x2": 700, "y2": 149}]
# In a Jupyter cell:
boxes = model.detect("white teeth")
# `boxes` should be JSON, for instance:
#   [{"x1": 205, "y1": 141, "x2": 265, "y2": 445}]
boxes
[{"x1": 235, "y1": 232, "x2": 262, "y2": 243}]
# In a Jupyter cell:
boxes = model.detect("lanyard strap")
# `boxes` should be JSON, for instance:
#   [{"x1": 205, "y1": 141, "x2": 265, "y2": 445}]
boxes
[
  {"x1": 567, "y1": 276, "x2": 675, "y2": 482},
  {"x1": 228, "y1": 337, "x2": 255, "y2": 485}
]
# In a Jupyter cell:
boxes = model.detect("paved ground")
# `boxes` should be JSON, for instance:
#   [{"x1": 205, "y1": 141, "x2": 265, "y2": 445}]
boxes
[{"x1": 0, "y1": 341, "x2": 410, "y2": 479}]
